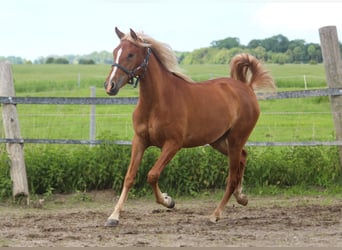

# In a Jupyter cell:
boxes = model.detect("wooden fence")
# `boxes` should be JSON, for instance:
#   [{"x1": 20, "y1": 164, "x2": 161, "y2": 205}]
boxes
[
  {"x1": 0, "y1": 88, "x2": 341, "y2": 147},
  {"x1": 1, "y1": 26, "x2": 342, "y2": 199}
]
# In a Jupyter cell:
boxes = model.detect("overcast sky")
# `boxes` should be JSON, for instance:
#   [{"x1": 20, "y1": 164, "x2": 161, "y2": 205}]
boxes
[{"x1": 1, "y1": 0, "x2": 342, "y2": 61}]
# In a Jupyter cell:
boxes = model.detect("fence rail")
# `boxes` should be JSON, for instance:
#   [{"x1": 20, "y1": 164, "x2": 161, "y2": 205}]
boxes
[
  {"x1": 0, "y1": 96, "x2": 138, "y2": 105},
  {"x1": 1, "y1": 138, "x2": 342, "y2": 146},
  {"x1": 1, "y1": 87, "x2": 342, "y2": 146},
  {"x1": 0, "y1": 88, "x2": 341, "y2": 105}
]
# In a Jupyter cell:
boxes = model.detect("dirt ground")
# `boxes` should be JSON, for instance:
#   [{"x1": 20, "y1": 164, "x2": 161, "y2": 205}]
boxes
[{"x1": 0, "y1": 190, "x2": 341, "y2": 247}]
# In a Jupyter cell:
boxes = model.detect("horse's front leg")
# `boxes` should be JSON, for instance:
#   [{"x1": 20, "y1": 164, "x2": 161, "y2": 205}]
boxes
[
  {"x1": 105, "y1": 136, "x2": 146, "y2": 227},
  {"x1": 147, "y1": 142, "x2": 179, "y2": 209}
]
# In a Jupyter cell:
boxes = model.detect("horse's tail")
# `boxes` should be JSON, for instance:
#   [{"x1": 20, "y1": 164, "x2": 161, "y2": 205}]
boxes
[{"x1": 229, "y1": 53, "x2": 276, "y2": 91}]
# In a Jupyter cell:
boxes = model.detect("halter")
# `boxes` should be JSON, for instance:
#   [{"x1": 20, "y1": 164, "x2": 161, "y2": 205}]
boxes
[{"x1": 111, "y1": 47, "x2": 152, "y2": 88}]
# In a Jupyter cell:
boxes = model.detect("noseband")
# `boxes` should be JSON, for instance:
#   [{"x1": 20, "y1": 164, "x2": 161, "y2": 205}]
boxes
[{"x1": 111, "y1": 47, "x2": 152, "y2": 88}]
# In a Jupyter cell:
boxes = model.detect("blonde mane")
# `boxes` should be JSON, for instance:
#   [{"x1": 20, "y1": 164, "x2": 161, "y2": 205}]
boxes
[{"x1": 121, "y1": 32, "x2": 193, "y2": 82}]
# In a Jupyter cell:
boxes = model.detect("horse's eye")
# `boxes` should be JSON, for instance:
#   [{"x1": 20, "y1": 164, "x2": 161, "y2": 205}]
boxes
[{"x1": 128, "y1": 53, "x2": 134, "y2": 59}]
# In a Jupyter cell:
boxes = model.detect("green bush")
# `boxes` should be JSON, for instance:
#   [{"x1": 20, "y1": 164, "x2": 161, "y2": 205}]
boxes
[
  {"x1": 25, "y1": 143, "x2": 132, "y2": 194},
  {"x1": 0, "y1": 143, "x2": 341, "y2": 200},
  {"x1": 0, "y1": 150, "x2": 12, "y2": 198},
  {"x1": 246, "y1": 146, "x2": 341, "y2": 188}
]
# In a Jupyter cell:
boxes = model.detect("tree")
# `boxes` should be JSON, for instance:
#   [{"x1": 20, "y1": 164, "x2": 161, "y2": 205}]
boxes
[
  {"x1": 79, "y1": 58, "x2": 95, "y2": 64},
  {"x1": 248, "y1": 39, "x2": 262, "y2": 49},
  {"x1": 288, "y1": 39, "x2": 305, "y2": 50},
  {"x1": 262, "y1": 34, "x2": 289, "y2": 53},
  {"x1": 54, "y1": 58, "x2": 69, "y2": 64},
  {"x1": 45, "y1": 57, "x2": 69, "y2": 64},
  {"x1": 45, "y1": 57, "x2": 55, "y2": 64},
  {"x1": 272, "y1": 53, "x2": 289, "y2": 64},
  {"x1": 253, "y1": 46, "x2": 266, "y2": 61},
  {"x1": 306, "y1": 43, "x2": 322, "y2": 63},
  {"x1": 307, "y1": 44, "x2": 316, "y2": 61},
  {"x1": 293, "y1": 46, "x2": 304, "y2": 63},
  {"x1": 211, "y1": 37, "x2": 240, "y2": 49},
  {"x1": 212, "y1": 49, "x2": 230, "y2": 64}
]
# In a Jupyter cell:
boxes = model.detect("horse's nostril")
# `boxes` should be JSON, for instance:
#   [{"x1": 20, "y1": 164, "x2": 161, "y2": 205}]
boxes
[{"x1": 104, "y1": 81, "x2": 115, "y2": 91}]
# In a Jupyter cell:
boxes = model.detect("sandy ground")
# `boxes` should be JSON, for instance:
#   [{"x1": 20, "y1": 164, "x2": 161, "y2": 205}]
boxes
[{"x1": 0, "y1": 190, "x2": 341, "y2": 247}]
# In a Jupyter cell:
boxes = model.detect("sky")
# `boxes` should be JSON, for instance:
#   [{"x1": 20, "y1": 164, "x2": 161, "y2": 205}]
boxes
[{"x1": 1, "y1": 0, "x2": 342, "y2": 61}]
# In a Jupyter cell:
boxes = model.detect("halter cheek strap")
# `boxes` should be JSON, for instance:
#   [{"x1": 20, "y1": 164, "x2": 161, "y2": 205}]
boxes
[{"x1": 111, "y1": 47, "x2": 152, "y2": 88}]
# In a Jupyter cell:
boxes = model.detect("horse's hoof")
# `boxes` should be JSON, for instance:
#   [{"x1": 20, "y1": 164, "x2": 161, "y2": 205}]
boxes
[
  {"x1": 236, "y1": 194, "x2": 248, "y2": 206},
  {"x1": 209, "y1": 210, "x2": 221, "y2": 224},
  {"x1": 167, "y1": 199, "x2": 175, "y2": 209},
  {"x1": 162, "y1": 193, "x2": 175, "y2": 209},
  {"x1": 104, "y1": 219, "x2": 119, "y2": 227},
  {"x1": 209, "y1": 215, "x2": 219, "y2": 224}
]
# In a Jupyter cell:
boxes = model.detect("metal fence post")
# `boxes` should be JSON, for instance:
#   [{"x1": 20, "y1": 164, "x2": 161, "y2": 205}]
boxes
[{"x1": 89, "y1": 86, "x2": 96, "y2": 145}]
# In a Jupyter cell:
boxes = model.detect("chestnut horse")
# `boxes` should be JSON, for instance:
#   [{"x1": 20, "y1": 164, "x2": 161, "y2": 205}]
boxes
[{"x1": 103, "y1": 28, "x2": 275, "y2": 227}]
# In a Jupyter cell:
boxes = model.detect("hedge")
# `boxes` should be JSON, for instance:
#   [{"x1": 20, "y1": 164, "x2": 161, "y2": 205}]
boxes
[{"x1": 0, "y1": 143, "x2": 341, "y2": 200}]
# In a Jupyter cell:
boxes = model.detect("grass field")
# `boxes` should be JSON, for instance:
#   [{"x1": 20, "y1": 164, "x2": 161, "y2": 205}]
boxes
[{"x1": 0, "y1": 63, "x2": 335, "y2": 143}]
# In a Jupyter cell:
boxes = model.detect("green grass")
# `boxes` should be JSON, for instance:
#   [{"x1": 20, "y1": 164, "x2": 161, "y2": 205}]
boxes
[
  {"x1": 0, "y1": 63, "x2": 335, "y2": 142},
  {"x1": 181, "y1": 63, "x2": 327, "y2": 89},
  {"x1": 252, "y1": 97, "x2": 335, "y2": 142},
  {"x1": 13, "y1": 64, "x2": 105, "y2": 95}
]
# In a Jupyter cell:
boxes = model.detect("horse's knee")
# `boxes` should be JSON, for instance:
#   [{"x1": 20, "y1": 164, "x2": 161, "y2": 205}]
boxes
[
  {"x1": 147, "y1": 171, "x2": 159, "y2": 185},
  {"x1": 124, "y1": 175, "x2": 135, "y2": 189}
]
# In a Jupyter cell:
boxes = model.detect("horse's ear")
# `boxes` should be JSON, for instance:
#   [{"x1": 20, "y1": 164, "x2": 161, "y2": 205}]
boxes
[
  {"x1": 130, "y1": 28, "x2": 138, "y2": 41},
  {"x1": 115, "y1": 27, "x2": 125, "y2": 39}
]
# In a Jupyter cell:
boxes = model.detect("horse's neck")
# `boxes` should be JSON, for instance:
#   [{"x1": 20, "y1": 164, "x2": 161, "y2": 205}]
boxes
[{"x1": 138, "y1": 56, "x2": 177, "y2": 106}]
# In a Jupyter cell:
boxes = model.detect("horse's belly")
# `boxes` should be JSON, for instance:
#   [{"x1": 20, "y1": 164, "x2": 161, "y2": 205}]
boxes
[{"x1": 183, "y1": 122, "x2": 231, "y2": 147}]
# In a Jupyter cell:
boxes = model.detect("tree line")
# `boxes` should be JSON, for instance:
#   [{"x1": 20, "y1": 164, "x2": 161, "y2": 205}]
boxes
[
  {"x1": 179, "y1": 34, "x2": 332, "y2": 65},
  {"x1": 2, "y1": 34, "x2": 342, "y2": 65}
]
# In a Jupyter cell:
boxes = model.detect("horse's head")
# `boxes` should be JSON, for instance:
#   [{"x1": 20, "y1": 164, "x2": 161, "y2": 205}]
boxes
[{"x1": 104, "y1": 27, "x2": 151, "y2": 96}]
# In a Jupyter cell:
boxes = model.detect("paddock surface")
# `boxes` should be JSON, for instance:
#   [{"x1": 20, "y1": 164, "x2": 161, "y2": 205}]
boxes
[{"x1": 0, "y1": 190, "x2": 341, "y2": 247}]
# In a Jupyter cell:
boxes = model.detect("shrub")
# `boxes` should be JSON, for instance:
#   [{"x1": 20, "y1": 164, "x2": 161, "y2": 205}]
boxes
[
  {"x1": 0, "y1": 144, "x2": 341, "y2": 200},
  {"x1": 245, "y1": 146, "x2": 341, "y2": 188},
  {"x1": 0, "y1": 151, "x2": 12, "y2": 198}
]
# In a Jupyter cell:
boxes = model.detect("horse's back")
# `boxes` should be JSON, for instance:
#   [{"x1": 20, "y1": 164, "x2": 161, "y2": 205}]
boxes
[
  {"x1": 177, "y1": 78, "x2": 260, "y2": 146},
  {"x1": 189, "y1": 77, "x2": 259, "y2": 114}
]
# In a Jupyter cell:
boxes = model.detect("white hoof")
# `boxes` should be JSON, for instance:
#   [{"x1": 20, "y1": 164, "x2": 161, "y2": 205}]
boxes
[
  {"x1": 209, "y1": 214, "x2": 219, "y2": 224},
  {"x1": 162, "y1": 193, "x2": 175, "y2": 208}
]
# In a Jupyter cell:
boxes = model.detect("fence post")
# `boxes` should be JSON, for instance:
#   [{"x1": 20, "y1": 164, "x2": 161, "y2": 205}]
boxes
[
  {"x1": 0, "y1": 61, "x2": 29, "y2": 199},
  {"x1": 89, "y1": 86, "x2": 96, "y2": 145},
  {"x1": 319, "y1": 26, "x2": 342, "y2": 169}
]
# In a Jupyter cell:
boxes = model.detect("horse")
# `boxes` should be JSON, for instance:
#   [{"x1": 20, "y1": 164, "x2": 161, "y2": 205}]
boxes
[{"x1": 103, "y1": 27, "x2": 275, "y2": 227}]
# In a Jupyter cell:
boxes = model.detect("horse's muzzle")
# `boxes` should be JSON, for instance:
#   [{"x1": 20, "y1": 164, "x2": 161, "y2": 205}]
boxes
[{"x1": 104, "y1": 81, "x2": 119, "y2": 96}]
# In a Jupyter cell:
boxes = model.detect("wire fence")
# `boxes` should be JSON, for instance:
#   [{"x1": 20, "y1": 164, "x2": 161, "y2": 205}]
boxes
[{"x1": 0, "y1": 88, "x2": 341, "y2": 146}]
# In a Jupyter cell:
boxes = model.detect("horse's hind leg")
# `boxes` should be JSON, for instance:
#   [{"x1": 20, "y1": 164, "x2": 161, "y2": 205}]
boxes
[
  {"x1": 210, "y1": 138, "x2": 248, "y2": 223},
  {"x1": 233, "y1": 148, "x2": 248, "y2": 206},
  {"x1": 210, "y1": 139, "x2": 248, "y2": 206}
]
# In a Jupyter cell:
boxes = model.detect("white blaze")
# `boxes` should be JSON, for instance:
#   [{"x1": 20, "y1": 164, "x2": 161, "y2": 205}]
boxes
[{"x1": 109, "y1": 47, "x2": 123, "y2": 84}]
